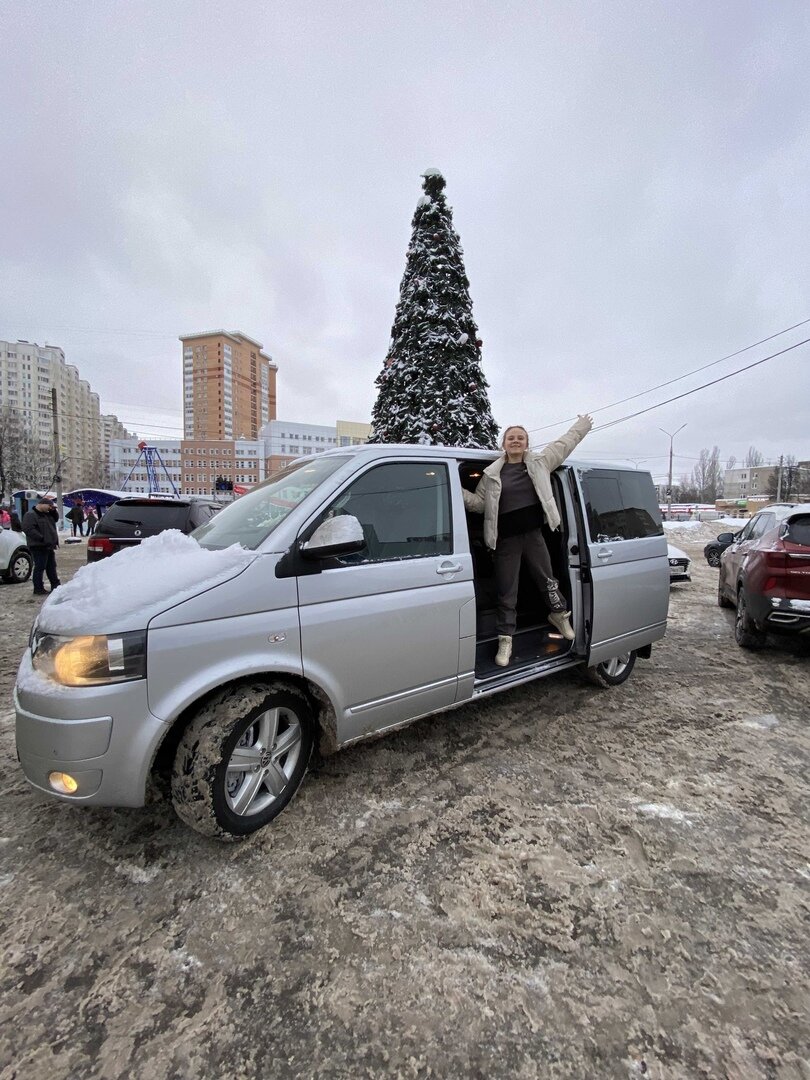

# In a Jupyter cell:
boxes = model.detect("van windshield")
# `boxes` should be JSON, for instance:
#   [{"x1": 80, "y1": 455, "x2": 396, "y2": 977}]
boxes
[{"x1": 193, "y1": 456, "x2": 350, "y2": 550}]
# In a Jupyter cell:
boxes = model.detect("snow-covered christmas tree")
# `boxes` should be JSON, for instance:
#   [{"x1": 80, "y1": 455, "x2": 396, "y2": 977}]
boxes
[{"x1": 369, "y1": 169, "x2": 499, "y2": 448}]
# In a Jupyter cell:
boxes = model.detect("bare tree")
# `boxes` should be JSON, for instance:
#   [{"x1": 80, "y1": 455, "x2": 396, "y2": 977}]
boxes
[
  {"x1": 0, "y1": 406, "x2": 45, "y2": 501},
  {"x1": 689, "y1": 447, "x2": 723, "y2": 502},
  {"x1": 767, "y1": 455, "x2": 804, "y2": 500},
  {"x1": 744, "y1": 446, "x2": 764, "y2": 468},
  {"x1": 726, "y1": 454, "x2": 736, "y2": 471},
  {"x1": 677, "y1": 471, "x2": 697, "y2": 502}
]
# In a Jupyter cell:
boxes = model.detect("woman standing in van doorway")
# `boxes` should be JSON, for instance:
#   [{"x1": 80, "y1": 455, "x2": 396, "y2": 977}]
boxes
[{"x1": 463, "y1": 415, "x2": 593, "y2": 667}]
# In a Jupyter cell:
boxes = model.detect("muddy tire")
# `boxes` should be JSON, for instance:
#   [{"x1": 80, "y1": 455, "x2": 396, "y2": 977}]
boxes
[
  {"x1": 2, "y1": 548, "x2": 32, "y2": 584},
  {"x1": 717, "y1": 576, "x2": 734, "y2": 609},
  {"x1": 584, "y1": 651, "x2": 636, "y2": 688},
  {"x1": 734, "y1": 589, "x2": 765, "y2": 651},
  {"x1": 171, "y1": 682, "x2": 314, "y2": 841}
]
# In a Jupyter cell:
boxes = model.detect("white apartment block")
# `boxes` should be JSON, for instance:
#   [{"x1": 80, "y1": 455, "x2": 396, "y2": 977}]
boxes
[
  {"x1": 261, "y1": 419, "x2": 371, "y2": 471},
  {"x1": 261, "y1": 420, "x2": 338, "y2": 469},
  {"x1": 0, "y1": 339, "x2": 130, "y2": 491},
  {"x1": 723, "y1": 466, "x2": 773, "y2": 500}
]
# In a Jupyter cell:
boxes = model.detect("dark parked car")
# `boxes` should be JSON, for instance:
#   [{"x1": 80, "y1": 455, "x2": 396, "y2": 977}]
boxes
[
  {"x1": 717, "y1": 504, "x2": 810, "y2": 648},
  {"x1": 86, "y1": 496, "x2": 221, "y2": 562},
  {"x1": 703, "y1": 531, "x2": 736, "y2": 567}
]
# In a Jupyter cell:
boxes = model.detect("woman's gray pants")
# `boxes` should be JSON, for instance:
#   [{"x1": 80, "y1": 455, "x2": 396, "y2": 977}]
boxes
[{"x1": 494, "y1": 529, "x2": 566, "y2": 636}]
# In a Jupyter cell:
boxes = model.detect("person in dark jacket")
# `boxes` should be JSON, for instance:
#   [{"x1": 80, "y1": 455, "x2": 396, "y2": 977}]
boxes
[
  {"x1": 85, "y1": 505, "x2": 98, "y2": 535},
  {"x1": 22, "y1": 499, "x2": 62, "y2": 595},
  {"x1": 67, "y1": 501, "x2": 85, "y2": 537}
]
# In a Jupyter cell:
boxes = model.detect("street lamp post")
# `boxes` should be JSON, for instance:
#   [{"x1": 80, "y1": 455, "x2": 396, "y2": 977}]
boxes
[{"x1": 660, "y1": 424, "x2": 687, "y2": 520}]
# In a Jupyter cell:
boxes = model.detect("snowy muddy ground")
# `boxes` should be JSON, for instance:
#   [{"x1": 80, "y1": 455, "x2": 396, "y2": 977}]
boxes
[{"x1": 1, "y1": 536, "x2": 808, "y2": 1079}]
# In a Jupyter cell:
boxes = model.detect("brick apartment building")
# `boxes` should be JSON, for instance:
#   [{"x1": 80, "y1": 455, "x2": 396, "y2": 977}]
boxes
[{"x1": 181, "y1": 331, "x2": 277, "y2": 441}]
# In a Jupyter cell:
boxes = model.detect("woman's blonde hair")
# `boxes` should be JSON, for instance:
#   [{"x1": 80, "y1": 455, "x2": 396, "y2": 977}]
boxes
[{"x1": 501, "y1": 425, "x2": 529, "y2": 448}]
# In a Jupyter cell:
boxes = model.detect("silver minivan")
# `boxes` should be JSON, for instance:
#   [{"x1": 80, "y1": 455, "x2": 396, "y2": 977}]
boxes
[{"x1": 15, "y1": 445, "x2": 669, "y2": 840}]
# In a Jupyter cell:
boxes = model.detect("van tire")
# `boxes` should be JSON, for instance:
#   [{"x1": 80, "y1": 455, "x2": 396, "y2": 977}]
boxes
[
  {"x1": 171, "y1": 682, "x2": 314, "y2": 841},
  {"x1": 584, "y1": 651, "x2": 636, "y2": 688}
]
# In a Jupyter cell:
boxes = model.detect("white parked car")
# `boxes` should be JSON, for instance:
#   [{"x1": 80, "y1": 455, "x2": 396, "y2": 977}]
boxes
[
  {"x1": 667, "y1": 543, "x2": 691, "y2": 583},
  {"x1": 0, "y1": 529, "x2": 32, "y2": 584}
]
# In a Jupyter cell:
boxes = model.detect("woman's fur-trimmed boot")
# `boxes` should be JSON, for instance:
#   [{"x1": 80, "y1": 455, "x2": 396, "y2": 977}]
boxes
[{"x1": 495, "y1": 635, "x2": 512, "y2": 667}]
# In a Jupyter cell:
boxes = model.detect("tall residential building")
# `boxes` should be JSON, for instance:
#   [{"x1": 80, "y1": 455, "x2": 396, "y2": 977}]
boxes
[
  {"x1": 0, "y1": 339, "x2": 130, "y2": 491},
  {"x1": 180, "y1": 331, "x2": 277, "y2": 442}
]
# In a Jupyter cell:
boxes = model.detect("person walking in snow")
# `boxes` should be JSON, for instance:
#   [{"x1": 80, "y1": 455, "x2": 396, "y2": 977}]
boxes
[
  {"x1": 85, "y1": 505, "x2": 98, "y2": 535},
  {"x1": 463, "y1": 415, "x2": 593, "y2": 668},
  {"x1": 22, "y1": 497, "x2": 62, "y2": 596}
]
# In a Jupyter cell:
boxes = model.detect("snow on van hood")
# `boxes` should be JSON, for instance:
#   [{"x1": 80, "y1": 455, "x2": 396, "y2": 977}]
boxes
[{"x1": 39, "y1": 530, "x2": 255, "y2": 635}]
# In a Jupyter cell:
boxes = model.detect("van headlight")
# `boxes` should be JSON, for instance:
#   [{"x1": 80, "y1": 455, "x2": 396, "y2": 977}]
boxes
[{"x1": 31, "y1": 630, "x2": 146, "y2": 686}]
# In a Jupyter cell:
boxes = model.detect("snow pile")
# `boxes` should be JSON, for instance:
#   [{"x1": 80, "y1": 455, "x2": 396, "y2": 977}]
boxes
[
  {"x1": 40, "y1": 530, "x2": 254, "y2": 634},
  {"x1": 663, "y1": 518, "x2": 744, "y2": 544}
]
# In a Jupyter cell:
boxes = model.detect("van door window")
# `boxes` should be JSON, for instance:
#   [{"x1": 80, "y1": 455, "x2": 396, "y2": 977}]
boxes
[
  {"x1": 316, "y1": 462, "x2": 452, "y2": 564},
  {"x1": 581, "y1": 470, "x2": 663, "y2": 542}
]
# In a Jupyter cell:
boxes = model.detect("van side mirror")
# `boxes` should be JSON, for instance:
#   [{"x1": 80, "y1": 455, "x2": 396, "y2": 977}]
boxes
[
  {"x1": 301, "y1": 515, "x2": 366, "y2": 559},
  {"x1": 716, "y1": 532, "x2": 735, "y2": 543}
]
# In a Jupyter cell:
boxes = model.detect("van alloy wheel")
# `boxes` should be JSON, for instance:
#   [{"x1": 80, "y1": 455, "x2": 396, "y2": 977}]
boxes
[
  {"x1": 584, "y1": 651, "x2": 636, "y2": 687},
  {"x1": 224, "y1": 705, "x2": 303, "y2": 817},
  {"x1": 171, "y1": 683, "x2": 315, "y2": 840}
]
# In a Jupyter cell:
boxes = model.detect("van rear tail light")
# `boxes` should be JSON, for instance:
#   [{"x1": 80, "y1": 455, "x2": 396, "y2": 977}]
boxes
[{"x1": 88, "y1": 536, "x2": 114, "y2": 555}]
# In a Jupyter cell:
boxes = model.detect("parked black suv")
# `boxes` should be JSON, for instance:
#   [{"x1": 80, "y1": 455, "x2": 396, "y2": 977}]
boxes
[{"x1": 87, "y1": 496, "x2": 221, "y2": 562}]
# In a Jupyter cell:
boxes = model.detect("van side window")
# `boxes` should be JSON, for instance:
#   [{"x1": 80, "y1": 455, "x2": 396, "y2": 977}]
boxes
[
  {"x1": 318, "y1": 462, "x2": 452, "y2": 564},
  {"x1": 581, "y1": 469, "x2": 663, "y2": 542}
]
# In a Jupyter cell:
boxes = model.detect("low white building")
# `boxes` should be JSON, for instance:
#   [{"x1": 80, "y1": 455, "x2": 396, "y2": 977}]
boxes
[
  {"x1": 261, "y1": 420, "x2": 338, "y2": 470},
  {"x1": 108, "y1": 438, "x2": 182, "y2": 494}
]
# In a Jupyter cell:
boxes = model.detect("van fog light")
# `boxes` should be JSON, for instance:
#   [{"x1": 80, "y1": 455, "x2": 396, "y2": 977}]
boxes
[{"x1": 49, "y1": 772, "x2": 79, "y2": 794}]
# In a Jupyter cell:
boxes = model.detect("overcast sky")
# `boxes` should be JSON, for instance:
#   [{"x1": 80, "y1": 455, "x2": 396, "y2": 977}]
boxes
[{"x1": 2, "y1": 0, "x2": 808, "y2": 485}]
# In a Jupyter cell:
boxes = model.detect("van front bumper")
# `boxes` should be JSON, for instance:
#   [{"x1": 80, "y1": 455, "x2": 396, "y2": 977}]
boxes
[{"x1": 14, "y1": 652, "x2": 169, "y2": 807}]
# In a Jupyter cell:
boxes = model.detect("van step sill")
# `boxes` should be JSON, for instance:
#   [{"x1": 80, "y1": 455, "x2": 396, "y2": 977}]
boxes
[{"x1": 473, "y1": 654, "x2": 582, "y2": 695}]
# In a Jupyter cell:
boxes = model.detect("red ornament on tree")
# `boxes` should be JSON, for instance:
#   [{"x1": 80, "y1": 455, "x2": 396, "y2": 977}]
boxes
[{"x1": 476, "y1": 338, "x2": 483, "y2": 348}]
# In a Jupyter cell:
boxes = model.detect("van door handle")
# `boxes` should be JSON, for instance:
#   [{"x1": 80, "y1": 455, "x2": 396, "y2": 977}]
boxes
[
  {"x1": 436, "y1": 561, "x2": 462, "y2": 575},
  {"x1": 596, "y1": 548, "x2": 613, "y2": 560}
]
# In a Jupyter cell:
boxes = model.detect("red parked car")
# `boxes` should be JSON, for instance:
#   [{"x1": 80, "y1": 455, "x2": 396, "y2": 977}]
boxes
[{"x1": 717, "y1": 504, "x2": 810, "y2": 648}]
